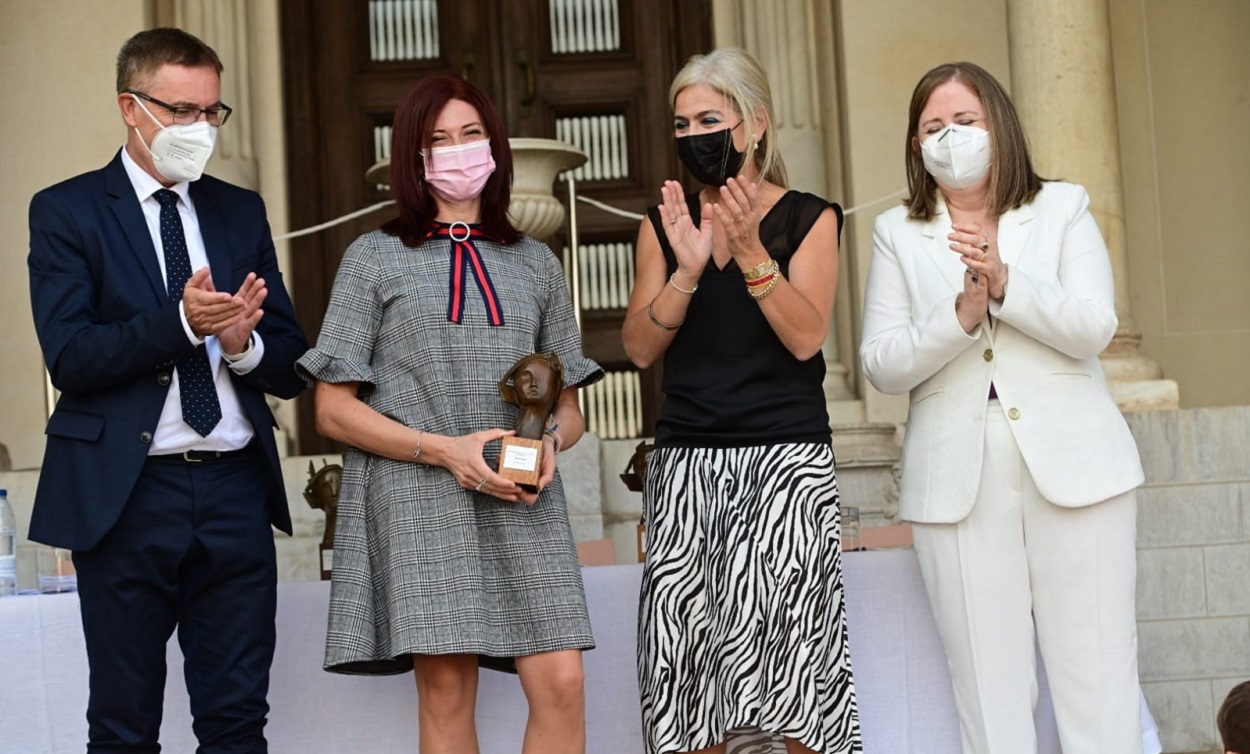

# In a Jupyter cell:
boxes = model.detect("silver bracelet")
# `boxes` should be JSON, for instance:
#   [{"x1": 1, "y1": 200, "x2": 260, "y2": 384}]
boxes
[
  {"x1": 668, "y1": 273, "x2": 698, "y2": 295},
  {"x1": 543, "y1": 427, "x2": 562, "y2": 453},
  {"x1": 647, "y1": 302, "x2": 682, "y2": 330}
]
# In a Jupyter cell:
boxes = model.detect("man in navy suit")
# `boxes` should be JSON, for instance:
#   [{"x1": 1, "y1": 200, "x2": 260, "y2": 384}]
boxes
[{"x1": 27, "y1": 28, "x2": 308, "y2": 753}]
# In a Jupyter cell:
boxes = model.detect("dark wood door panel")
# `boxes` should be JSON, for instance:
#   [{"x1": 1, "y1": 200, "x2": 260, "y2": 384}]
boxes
[{"x1": 281, "y1": 0, "x2": 711, "y2": 451}]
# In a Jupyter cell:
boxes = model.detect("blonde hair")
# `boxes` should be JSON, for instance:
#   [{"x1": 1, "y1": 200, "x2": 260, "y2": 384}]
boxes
[{"x1": 670, "y1": 48, "x2": 788, "y2": 187}]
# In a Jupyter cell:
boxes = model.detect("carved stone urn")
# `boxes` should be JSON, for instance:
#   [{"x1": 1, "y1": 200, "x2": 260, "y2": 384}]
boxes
[{"x1": 506, "y1": 137, "x2": 588, "y2": 241}]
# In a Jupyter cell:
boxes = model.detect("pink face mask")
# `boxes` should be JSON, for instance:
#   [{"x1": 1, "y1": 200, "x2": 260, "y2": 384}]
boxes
[{"x1": 422, "y1": 139, "x2": 496, "y2": 202}]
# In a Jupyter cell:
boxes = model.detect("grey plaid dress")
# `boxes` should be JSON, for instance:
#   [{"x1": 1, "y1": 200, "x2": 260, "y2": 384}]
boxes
[{"x1": 296, "y1": 227, "x2": 603, "y2": 675}]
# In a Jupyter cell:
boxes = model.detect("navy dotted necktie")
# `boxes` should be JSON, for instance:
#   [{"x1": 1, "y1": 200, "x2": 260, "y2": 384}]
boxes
[{"x1": 154, "y1": 189, "x2": 222, "y2": 437}]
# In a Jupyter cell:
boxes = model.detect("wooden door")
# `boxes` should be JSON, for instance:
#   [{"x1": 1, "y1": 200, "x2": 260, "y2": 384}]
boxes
[{"x1": 281, "y1": 0, "x2": 711, "y2": 453}]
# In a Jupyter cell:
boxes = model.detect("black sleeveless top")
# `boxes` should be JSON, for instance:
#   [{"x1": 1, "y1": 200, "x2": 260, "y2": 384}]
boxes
[{"x1": 647, "y1": 190, "x2": 842, "y2": 448}]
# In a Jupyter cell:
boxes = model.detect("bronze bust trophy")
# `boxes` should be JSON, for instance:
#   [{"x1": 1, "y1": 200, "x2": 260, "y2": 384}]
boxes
[
  {"x1": 303, "y1": 459, "x2": 343, "y2": 580},
  {"x1": 497, "y1": 353, "x2": 564, "y2": 491}
]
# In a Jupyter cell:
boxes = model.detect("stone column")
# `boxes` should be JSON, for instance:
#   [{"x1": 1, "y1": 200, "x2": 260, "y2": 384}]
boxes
[
  {"x1": 715, "y1": 0, "x2": 863, "y2": 422},
  {"x1": 1006, "y1": 0, "x2": 1177, "y2": 411},
  {"x1": 155, "y1": 0, "x2": 259, "y2": 190}
]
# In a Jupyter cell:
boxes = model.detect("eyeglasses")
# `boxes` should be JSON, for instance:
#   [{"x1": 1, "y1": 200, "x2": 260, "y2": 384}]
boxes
[{"x1": 126, "y1": 90, "x2": 233, "y2": 126}]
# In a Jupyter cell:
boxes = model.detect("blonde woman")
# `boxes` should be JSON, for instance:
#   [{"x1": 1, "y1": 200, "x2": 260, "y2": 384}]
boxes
[{"x1": 623, "y1": 48, "x2": 862, "y2": 754}]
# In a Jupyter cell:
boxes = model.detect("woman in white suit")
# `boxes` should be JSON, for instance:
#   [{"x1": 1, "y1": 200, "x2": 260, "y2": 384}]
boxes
[{"x1": 859, "y1": 62, "x2": 1145, "y2": 754}]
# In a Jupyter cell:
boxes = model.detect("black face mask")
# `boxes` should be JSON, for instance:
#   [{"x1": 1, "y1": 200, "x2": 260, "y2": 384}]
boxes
[{"x1": 675, "y1": 122, "x2": 745, "y2": 187}]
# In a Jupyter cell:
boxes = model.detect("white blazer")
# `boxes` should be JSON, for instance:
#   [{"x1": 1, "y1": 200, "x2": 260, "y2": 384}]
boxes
[{"x1": 859, "y1": 181, "x2": 1143, "y2": 524}]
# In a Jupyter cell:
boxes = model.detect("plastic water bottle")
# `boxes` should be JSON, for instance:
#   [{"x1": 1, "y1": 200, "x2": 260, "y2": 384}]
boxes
[{"x1": 0, "y1": 489, "x2": 17, "y2": 597}]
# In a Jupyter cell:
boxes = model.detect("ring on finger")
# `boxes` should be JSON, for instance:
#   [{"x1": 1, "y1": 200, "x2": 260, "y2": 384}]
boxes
[
  {"x1": 979, "y1": 240, "x2": 990, "y2": 252},
  {"x1": 733, "y1": 215, "x2": 744, "y2": 222},
  {"x1": 474, "y1": 477, "x2": 486, "y2": 492}
]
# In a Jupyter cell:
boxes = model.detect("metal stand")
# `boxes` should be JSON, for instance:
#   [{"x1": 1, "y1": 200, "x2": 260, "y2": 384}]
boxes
[{"x1": 563, "y1": 174, "x2": 586, "y2": 416}]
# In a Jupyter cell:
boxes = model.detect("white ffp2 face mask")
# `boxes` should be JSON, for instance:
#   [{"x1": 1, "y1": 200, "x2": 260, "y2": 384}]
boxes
[
  {"x1": 131, "y1": 95, "x2": 218, "y2": 183},
  {"x1": 920, "y1": 124, "x2": 991, "y2": 190}
]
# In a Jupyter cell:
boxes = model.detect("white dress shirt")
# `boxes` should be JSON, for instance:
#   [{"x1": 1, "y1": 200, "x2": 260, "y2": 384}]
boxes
[{"x1": 121, "y1": 148, "x2": 265, "y2": 454}]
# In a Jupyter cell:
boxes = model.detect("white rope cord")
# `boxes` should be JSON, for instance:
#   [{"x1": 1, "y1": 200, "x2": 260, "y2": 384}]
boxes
[
  {"x1": 269, "y1": 189, "x2": 907, "y2": 244},
  {"x1": 575, "y1": 194, "x2": 644, "y2": 221},
  {"x1": 842, "y1": 188, "x2": 908, "y2": 216},
  {"x1": 272, "y1": 200, "x2": 396, "y2": 241}
]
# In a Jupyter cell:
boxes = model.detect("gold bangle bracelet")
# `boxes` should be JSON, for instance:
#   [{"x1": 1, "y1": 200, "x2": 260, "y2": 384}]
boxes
[
  {"x1": 647, "y1": 301, "x2": 683, "y2": 330},
  {"x1": 743, "y1": 258, "x2": 779, "y2": 283}
]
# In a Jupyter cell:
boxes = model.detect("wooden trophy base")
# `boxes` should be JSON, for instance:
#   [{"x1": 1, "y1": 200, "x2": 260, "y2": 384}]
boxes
[{"x1": 498, "y1": 436, "x2": 543, "y2": 491}]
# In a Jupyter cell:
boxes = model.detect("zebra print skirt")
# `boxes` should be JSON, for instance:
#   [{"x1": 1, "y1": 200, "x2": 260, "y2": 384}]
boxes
[{"x1": 638, "y1": 443, "x2": 863, "y2": 754}]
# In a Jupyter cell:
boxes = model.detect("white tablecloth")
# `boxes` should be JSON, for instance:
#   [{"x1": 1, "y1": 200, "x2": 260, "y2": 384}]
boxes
[{"x1": 0, "y1": 549, "x2": 1159, "y2": 753}]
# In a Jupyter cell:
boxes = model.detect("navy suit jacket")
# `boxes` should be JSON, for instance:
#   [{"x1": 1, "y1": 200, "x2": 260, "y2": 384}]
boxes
[{"x1": 27, "y1": 150, "x2": 309, "y2": 551}]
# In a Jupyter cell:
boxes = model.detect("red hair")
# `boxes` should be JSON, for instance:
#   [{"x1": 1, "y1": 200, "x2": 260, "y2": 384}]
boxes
[{"x1": 383, "y1": 75, "x2": 520, "y2": 246}]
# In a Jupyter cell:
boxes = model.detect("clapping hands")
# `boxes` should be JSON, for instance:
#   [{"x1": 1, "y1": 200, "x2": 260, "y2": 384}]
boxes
[
  {"x1": 711, "y1": 177, "x2": 763, "y2": 264},
  {"x1": 656, "y1": 180, "x2": 711, "y2": 289},
  {"x1": 183, "y1": 269, "x2": 268, "y2": 355}
]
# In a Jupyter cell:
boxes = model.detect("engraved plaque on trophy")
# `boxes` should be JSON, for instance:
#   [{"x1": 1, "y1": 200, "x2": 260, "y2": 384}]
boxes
[
  {"x1": 303, "y1": 459, "x2": 342, "y2": 580},
  {"x1": 497, "y1": 353, "x2": 564, "y2": 492}
]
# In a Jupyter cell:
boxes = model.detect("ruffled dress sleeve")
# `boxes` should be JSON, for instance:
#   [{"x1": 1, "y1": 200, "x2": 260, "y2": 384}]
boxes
[
  {"x1": 534, "y1": 244, "x2": 603, "y2": 389},
  {"x1": 295, "y1": 235, "x2": 382, "y2": 387}
]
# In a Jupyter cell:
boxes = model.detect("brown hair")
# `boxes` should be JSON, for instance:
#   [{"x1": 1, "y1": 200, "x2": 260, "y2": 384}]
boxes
[
  {"x1": 116, "y1": 28, "x2": 223, "y2": 94},
  {"x1": 904, "y1": 62, "x2": 1042, "y2": 221},
  {"x1": 1219, "y1": 680, "x2": 1250, "y2": 753},
  {"x1": 382, "y1": 75, "x2": 520, "y2": 246}
]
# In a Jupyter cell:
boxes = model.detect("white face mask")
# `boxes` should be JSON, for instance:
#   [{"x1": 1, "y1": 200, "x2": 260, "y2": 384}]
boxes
[
  {"x1": 920, "y1": 124, "x2": 991, "y2": 190},
  {"x1": 131, "y1": 95, "x2": 218, "y2": 183}
]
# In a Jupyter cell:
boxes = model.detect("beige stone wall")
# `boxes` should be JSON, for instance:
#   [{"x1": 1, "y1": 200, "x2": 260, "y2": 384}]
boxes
[
  {"x1": 1128, "y1": 407, "x2": 1250, "y2": 754},
  {"x1": 1110, "y1": 0, "x2": 1250, "y2": 410},
  {"x1": 0, "y1": 1, "x2": 148, "y2": 471}
]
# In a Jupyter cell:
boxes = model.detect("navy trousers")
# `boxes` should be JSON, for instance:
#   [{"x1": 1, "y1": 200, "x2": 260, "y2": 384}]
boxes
[{"x1": 74, "y1": 446, "x2": 277, "y2": 754}]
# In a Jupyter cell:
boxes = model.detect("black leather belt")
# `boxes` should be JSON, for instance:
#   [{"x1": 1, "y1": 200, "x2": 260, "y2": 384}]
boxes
[{"x1": 151, "y1": 445, "x2": 254, "y2": 464}]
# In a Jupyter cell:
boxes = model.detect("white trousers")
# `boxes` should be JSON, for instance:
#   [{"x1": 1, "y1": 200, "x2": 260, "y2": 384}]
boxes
[{"x1": 912, "y1": 404, "x2": 1142, "y2": 754}]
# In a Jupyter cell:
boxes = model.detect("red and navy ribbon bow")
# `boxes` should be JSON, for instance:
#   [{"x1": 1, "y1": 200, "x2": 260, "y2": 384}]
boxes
[{"x1": 425, "y1": 222, "x2": 505, "y2": 326}]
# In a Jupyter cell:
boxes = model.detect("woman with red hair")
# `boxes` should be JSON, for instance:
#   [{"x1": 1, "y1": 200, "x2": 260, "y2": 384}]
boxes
[{"x1": 298, "y1": 74, "x2": 602, "y2": 753}]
